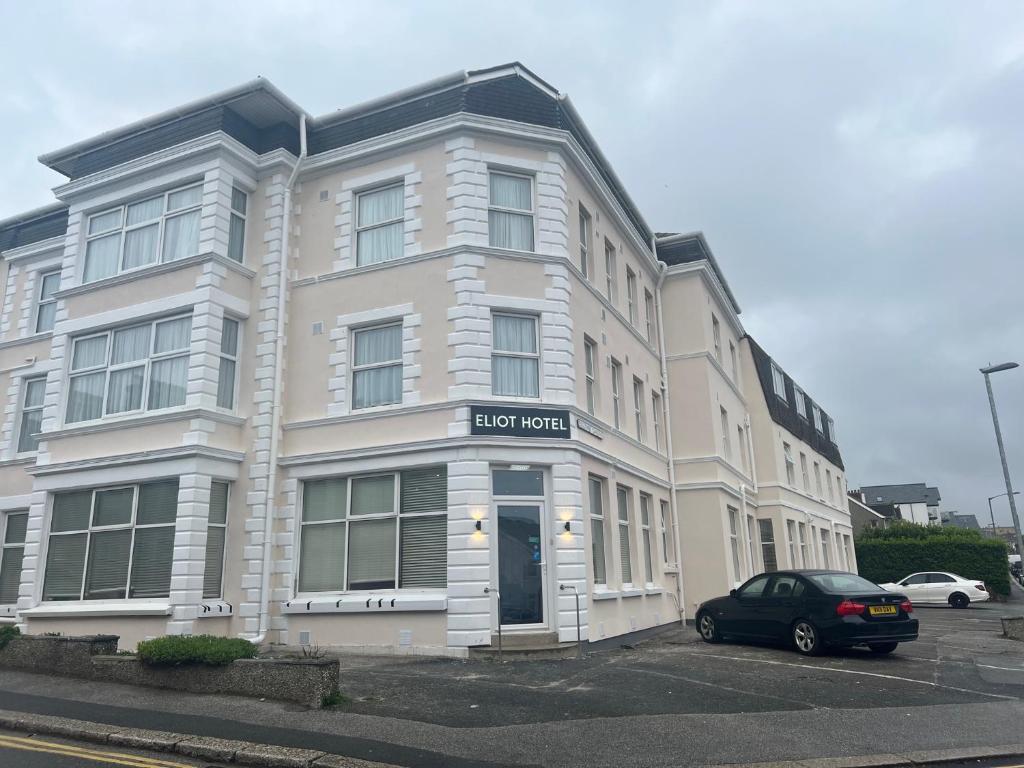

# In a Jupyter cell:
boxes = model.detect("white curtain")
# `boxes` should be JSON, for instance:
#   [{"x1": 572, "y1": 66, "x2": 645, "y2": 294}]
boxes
[
  {"x1": 490, "y1": 173, "x2": 531, "y2": 210},
  {"x1": 488, "y1": 210, "x2": 534, "y2": 250},
  {"x1": 356, "y1": 223, "x2": 403, "y2": 265},
  {"x1": 88, "y1": 209, "x2": 122, "y2": 235},
  {"x1": 161, "y1": 210, "x2": 200, "y2": 262},
  {"x1": 216, "y1": 358, "x2": 236, "y2": 409},
  {"x1": 40, "y1": 272, "x2": 60, "y2": 301},
  {"x1": 83, "y1": 233, "x2": 121, "y2": 282},
  {"x1": 493, "y1": 315, "x2": 536, "y2": 353},
  {"x1": 228, "y1": 213, "x2": 246, "y2": 263},
  {"x1": 351, "y1": 475, "x2": 395, "y2": 515},
  {"x1": 126, "y1": 197, "x2": 162, "y2": 225},
  {"x1": 67, "y1": 372, "x2": 106, "y2": 423},
  {"x1": 354, "y1": 324, "x2": 402, "y2": 365},
  {"x1": 18, "y1": 408, "x2": 42, "y2": 453},
  {"x1": 147, "y1": 356, "x2": 188, "y2": 409},
  {"x1": 353, "y1": 365, "x2": 401, "y2": 408},
  {"x1": 491, "y1": 357, "x2": 539, "y2": 397},
  {"x1": 347, "y1": 518, "x2": 396, "y2": 590},
  {"x1": 24, "y1": 379, "x2": 45, "y2": 409},
  {"x1": 123, "y1": 223, "x2": 160, "y2": 269},
  {"x1": 221, "y1": 318, "x2": 239, "y2": 356},
  {"x1": 111, "y1": 325, "x2": 151, "y2": 364},
  {"x1": 168, "y1": 186, "x2": 202, "y2": 211},
  {"x1": 358, "y1": 185, "x2": 403, "y2": 227},
  {"x1": 107, "y1": 366, "x2": 145, "y2": 413},
  {"x1": 154, "y1": 317, "x2": 191, "y2": 353},
  {"x1": 72, "y1": 336, "x2": 107, "y2": 370}
]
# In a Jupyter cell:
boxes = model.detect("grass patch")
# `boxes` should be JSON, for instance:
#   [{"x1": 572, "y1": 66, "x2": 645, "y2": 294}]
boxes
[
  {"x1": 321, "y1": 690, "x2": 350, "y2": 709},
  {"x1": 137, "y1": 635, "x2": 258, "y2": 666}
]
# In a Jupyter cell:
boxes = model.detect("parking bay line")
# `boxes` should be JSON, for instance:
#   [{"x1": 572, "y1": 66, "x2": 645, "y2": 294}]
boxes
[
  {"x1": 621, "y1": 665, "x2": 823, "y2": 710},
  {"x1": 684, "y1": 652, "x2": 1019, "y2": 700},
  {"x1": 0, "y1": 734, "x2": 193, "y2": 767}
]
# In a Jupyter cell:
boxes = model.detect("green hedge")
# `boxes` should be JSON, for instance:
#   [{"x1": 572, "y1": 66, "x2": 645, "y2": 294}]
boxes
[
  {"x1": 855, "y1": 523, "x2": 1010, "y2": 596},
  {"x1": 136, "y1": 635, "x2": 258, "y2": 666},
  {"x1": 0, "y1": 625, "x2": 19, "y2": 651}
]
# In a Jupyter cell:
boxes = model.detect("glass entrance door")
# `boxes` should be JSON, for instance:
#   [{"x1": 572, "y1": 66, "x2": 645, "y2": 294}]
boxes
[{"x1": 497, "y1": 504, "x2": 544, "y2": 626}]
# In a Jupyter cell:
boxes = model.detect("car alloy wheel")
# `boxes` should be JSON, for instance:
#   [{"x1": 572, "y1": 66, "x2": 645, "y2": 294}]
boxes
[
  {"x1": 949, "y1": 592, "x2": 970, "y2": 609},
  {"x1": 793, "y1": 620, "x2": 820, "y2": 655},
  {"x1": 699, "y1": 612, "x2": 720, "y2": 643}
]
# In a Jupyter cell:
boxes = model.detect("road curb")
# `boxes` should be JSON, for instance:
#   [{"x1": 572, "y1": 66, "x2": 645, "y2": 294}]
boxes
[
  {"x1": 0, "y1": 708, "x2": 399, "y2": 767},
  {"x1": 704, "y1": 743, "x2": 1024, "y2": 768}
]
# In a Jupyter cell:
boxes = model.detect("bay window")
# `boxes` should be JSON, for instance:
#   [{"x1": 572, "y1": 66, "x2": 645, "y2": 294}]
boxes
[
  {"x1": 217, "y1": 318, "x2": 239, "y2": 410},
  {"x1": 17, "y1": 377, "x2": 46, "y2": 454},
  {"x1": 203, "y1": 481, "x2": 229, "y2": 599},
  {"x1": 35, "y1": 270, "x2": 60, "y2": 333},
  {"x1": 584, "y1": 337, "x2": 598, "y2": 415},
  {"x1": 0, "y1": 511, "x2": 27, "y2": 604},
  {"x1": 356, "y1": 184, "x2": 404, "y2": 266},
  {"x1": 83, "y1": 184, "x2": 202, "y2": 283},
  {"x1": 298, "y1": 466, "x2": 448, "y2": 593},
  {"x1": 42, "y1": 479, "x2": 178, "y2": 601},
  {"x1": 227, "y1": 187, "x2": 247, "y2": 263},
  {"x1": 352, "y1": 322, "x2": 403, "y2": 409},
  {"x1": 488, "y1": 171, "x2": 534, "y2": 251},
  {"x1": 66, "y1": 315, "x2": 191, "y2": 423},
  {"x1": 492, "y1": 313, "x2": 539, "y2": 397}
]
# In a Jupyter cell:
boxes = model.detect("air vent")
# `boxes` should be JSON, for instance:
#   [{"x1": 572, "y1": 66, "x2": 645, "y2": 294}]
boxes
[
  {"x1": 312, "y1": 321, "x2": 324, "y2": 336},
  {"x1": 319, "y1": 190, "x2": 329, "y2": 202},
  {"x1": 298, "y1": 630, "x2": 311, "y2": 646},
  {"x1": 398, "y1": 629, "x2": 412, "y2": 647}
]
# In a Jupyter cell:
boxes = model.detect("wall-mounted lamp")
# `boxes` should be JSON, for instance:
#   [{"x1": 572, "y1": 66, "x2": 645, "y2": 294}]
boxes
[
  {"x1": 563, "y1": 520, "x2": 571, "y2": 533},
  {"x1": 475, "y1": 520, "x2": 482, "y2": 532}
]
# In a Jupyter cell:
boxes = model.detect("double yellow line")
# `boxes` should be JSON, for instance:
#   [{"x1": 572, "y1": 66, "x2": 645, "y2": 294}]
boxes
[{"x1": 0, "y1": 733, "x2": 196, "y2": 767}]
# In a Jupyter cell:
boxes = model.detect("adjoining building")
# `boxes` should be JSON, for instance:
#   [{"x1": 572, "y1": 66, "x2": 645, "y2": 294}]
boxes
[
  {"x1": 0, "y1": 63, "x2": 855, "y2": 654},
  {"x1": 848, "y1": 493, "x2": 890, "y2": 533},
  {"x1": 853, "y1": 483, "x2": 942, "y2": 526}
]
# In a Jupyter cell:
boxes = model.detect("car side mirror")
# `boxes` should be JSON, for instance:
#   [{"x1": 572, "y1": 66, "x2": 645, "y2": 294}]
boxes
[{"x1": 729, "y1": 589, "x2": 738, "y2": 597}]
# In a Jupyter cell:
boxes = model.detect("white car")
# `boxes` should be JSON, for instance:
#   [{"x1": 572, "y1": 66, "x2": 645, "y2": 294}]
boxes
[{"x1": 880, "y1": 572, "x2": 989, "y2": 608}]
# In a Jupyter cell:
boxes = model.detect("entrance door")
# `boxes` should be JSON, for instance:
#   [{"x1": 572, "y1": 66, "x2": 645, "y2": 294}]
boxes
[{"x1": 497, "y1": 504, "x2": 544, "y2": 626}]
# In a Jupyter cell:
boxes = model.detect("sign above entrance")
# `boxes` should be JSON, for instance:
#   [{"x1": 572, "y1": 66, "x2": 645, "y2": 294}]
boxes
[{"x1": 470, "y1": 405, "x2": 572, "y2": 439}]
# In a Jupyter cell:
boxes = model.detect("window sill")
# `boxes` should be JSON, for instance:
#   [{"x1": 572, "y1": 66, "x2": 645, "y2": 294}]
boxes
[
  {"x1": 20, "y1": 601, "x2": 171, "y2": 618},
  {"x1": 591, "y1": 589, "x2": 619, "y2": 601},
  {"x1": 620, "y1": 588, "x2": 645, "y2": 599},
  {"x1": 55, "y1": 252, "x2": 255, "y2": 298},
  {"x1": 0, "y1": 604, "x2": 17, "y2": 618},
  {"x1": 48, "y1": 407, "x2": 245, "y2": 440},
  {"x1": 644, "y1": 586, "x2": 664, "y2": 595},
  {"x1": 283, "y1": 593, "x2": 447, "y2": 614},
  {"x1": 198, "y1": 600, "x2": 233, "y2": 618}
]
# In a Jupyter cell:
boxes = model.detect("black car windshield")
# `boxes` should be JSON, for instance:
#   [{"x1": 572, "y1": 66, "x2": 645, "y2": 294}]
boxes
[{"x1": 806, "y1": 573, "x2": 885, "y2": 593}]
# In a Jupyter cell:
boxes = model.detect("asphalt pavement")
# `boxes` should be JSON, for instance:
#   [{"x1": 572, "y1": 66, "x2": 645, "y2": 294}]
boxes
[
  {"x1": 1, "y1": 601, "x2": 1023, "y2": 767},
  {"x1": 0, "y1": 728, "x2": 214, "y2": 767}
]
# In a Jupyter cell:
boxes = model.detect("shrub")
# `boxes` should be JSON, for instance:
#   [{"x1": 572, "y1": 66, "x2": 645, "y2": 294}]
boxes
[
  {"x1": 136, "y1": 635, "x2": 258, "y2": 667},
  {"x1": 855, "y1": 523, "x2": 1010, "y2": 596},
  {"x1": 0, "y1": 625, "x2": 19, "y2": 651}
]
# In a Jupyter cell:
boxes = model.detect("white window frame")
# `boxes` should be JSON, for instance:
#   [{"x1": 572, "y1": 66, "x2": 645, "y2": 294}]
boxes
[
  {"x1": 794, "y1": 386, "x2": 807, "y2": 418},
  {"x1": 16, "y1": 376, "x2": 47, "y2": 455},
  {"x1": 738, "y1": 425, "x2": 748, "y2": 474},
  {"x1": 820, "y1": 529, "x2": 831, "y2": 569},
  {"x1": 584, "y1": 336, "x2": 598, "y2": 415},
  {"x1": 814, "y1": 461, "x2": 823, "y2": 498},
  {"x1": 626, "y1": 268, "x2": 638, "y2": 326},
  {"x1": 786, "y1": 519, "x2": 798, "y2": 568},
  {"x1": 827, "y1": 416, "x2": 837, "y2": 444},
  {"x1": 355, "y1": 182, "x2": 405, "y2": 266},
  {"x1": 227, "y1": 186, "x2": 248, "y2": 263},
  {"x1": 659, "y1": 499, "x2": 675, "y2": 566},
  {"x1": 604, "y1": 240, "x2": 617, "y2": 303},
  {"x1": 798, "y1": 522, "x2": 808, "y2": 567},
  {"x1": 720, "y1": 407, "x2": 731, "y2": 460},
  {"x1": 800, "y1": 452, "x2": 810, "y2": 490},
  {"x1": 203, "y1": 481, "x2": 230, "y2": 600},
  {"x1": 351, "y1": 321, "x2": 404, "y2": 410},
  {"x1": 640, "y1": 493, "x2": 654, "y2": 585},
  {"x1": 0, "y1": 510, "x2": 28, "y2": 605},
  {"x1": 759, "y1": 519, "x2": 777, "y2": 573},
  {"x1": 487, "y1": 170, "x2": 534, "y2": 251},
  {"x1": 728, "y1": 506, "x2": 741, "y2": 581},
  {"x1": 812, "y1": 404, "x2": 823, "y2": 433},
  {"x1": 216, "y1": 317, "x2": 240, "y2": 411},
  {"x1": 826, "y1": 469, "x2": 835, "y2": 503},
  {"x1": 491, "y1": 312, "x2": 540, "y2": 399},
  {"x1": 578, "y1": 205, "x2": 592, "y2": 279},
  {"x1": 610, "y1": 358, "x2": 623, "y2": 430},
  {"x1": 82, "y1": 183, "x2": 203, "y2": 283},
  {"x1": 771, "y1": 363, "x2": 787, "y2": 401},
  {"x1": 65, "y1": 314, "x2": 192, "y2": 425},
  {"x1": 34, "y1": 269, "x2": 61, "y2": 334},
  {"x1": 729, "y1": 341, "x2": 737, "y2": 381},
  {"x1": 644, "y1": 289, "x2": 655, "y2": 344},
  {"x1": 589, "y1": 475, "x2": 607, "y2": 585},
  {"x1": 712, "y1": 314, "x2": 722, "y2": 363},
  {"x1": 783, "y1": 442, "x2": 796, "y2": 486},
  {"x1": 652, "y1": 391, "x2": 662, "y2": 451},
  {"x1": 616, "y1": 485, "x2": 633, "y2": 586},
  {"x1": 633, "y1": 376, "x2": 645, "y2": 442}
]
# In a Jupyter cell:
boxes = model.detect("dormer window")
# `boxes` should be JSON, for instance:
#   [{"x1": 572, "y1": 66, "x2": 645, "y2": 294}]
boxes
[
  {"x1": 83, "y1": 184, "x2": 202, "y2": 283},
  {"x1": 770, "y1": 363, "x2": 787, "y2": 402},
  {"x1": 827, "y1": 416, "x2": 837, "y2": 444},
  {"x1": 793, "y1": 386, "x2": 807, "y2": 418},
  {"x1": 812, "y1": 404, "x2": 823, "y2": 433}
]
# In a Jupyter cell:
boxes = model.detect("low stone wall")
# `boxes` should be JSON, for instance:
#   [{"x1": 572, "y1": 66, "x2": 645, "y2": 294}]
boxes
[
  {"x1": 1002, "y1": 616, "x2": 1024, "y2": 640},
  {"x1": 0, "y1": 634, "x2": 339, "y2": 707}
]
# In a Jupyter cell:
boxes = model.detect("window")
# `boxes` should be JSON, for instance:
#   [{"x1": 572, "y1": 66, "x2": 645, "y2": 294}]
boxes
[
  {"x1": 493, "y1": 468, "x2": 544, "y2": 496},
  {"x1": 800, "y1": 453, "x2": 810, "y2": 490},
  {"x1": 217, "y1": 318, "x2": 239, "y2": 410},
  {"x1": 589, "y1": 476, "x2": 607, "y2": 585},
  {"x1": 66, "y1": 315, "x2": 191, "y2": 423},
  {"x1": 492, "y1": 314, "x2": 539, "y2": 397},
  {"x1": 812, "y1": 404, "x2": 823, "y2": 432},
  {"x1": 826, "y1": 469, "x2": 834, "y2": 503},
  {"x1": 35, "y1": 270, "x2": 60, "y2": 333},
  {"x1": 797, "y1": 522, "x2": 808, "y2": 567},
  {"x1": 43, "y1": 479, "x2": 178, "y2": 601},
  {"x1": 728, "y1": 507, "x2": 741, "y2": 580},
  {"x1": 659, "y1": 499, "x2": 675, "y2": 565},
  {"x1": 616, "y1": 486, "x2": 633, "y2": 584},
  {"x1": 610, "y1": 359, "x2": 623, "y2": 429},
  {"x1": 835, "y1": 531, "x2": 845, "y2": 570},
  {"x1": 356, "y1": 183, "x2": 404, "y2": 265},
  {"x1": 794, "y1": 386, "x2": 807, "y2": 418},
  {"x1": 758, "y1": 519, "x2": 778, "y2": 572},
  {"x1": 820, "y1": 529, "x2": 831, "y2": 569},
  {"x1": 488, "y1": 171, "x2": 533, "y2": 251},
  {"x1": 203, "y1": 481, "x2": 229, "y2": 599},
  {"x1": 0, "y1": 511, "x2": 27, "y2": 604},
  {"x1": 828, "y1": 417, "x2": 837, "y2": 444},
  {"x1": 843, "y1": 535, "x2": 853, "y2": 571},
  {"x1": 604, "y1": 240, "x2": 617, "y2": 303},
  {"x1": 578, "y1": 205, "x2": 592, "y2": 279},
  {"x1": 640, "y1": 494, "x2": 654, "y2": 584},
  {"x1": 83, "y1": 184, "x2": 202, "y2": 283},
  {"x1": 626, "y1": 268, "x2": 638, "y2": 326},
  {"x1": 814, "y1": 462, "x2": 823, "y2": 497},
  {"x1": 738, "y1": 425, "x2": 748, "y2": 473},
  {"x1": 720, "y1": 407, "x2": 731, "y2": 460},
  {"x1": 783, "y1": 443, "x2": 796, "y2": 486},
  {"x1": 738, "y1": 574, "x2": 771, "y2": 599},
  {"x1": 747, "y1": 515, "x2": 757, "y2": 576},
  {"x1": 298, "y1": 466, "x2": 447, "y2": 592},
  {"x1": 644, "y1": 290, "x2": 655, "y2": 344},
  {"x1": 17, "y1": 378, "x2": 46, "y2": 454},
  {"x1": 769, "y1": 575, "x2": 799, "y2": 598},
  {"x1": 633, "y1": 377, "x2": 645, "y2": 442},
  {"x1": 652, "y1": 392, "x2": 663, "y2": 451},
  {"x1": 584, "y1": 337, "x2": 598, "y2": 415},
  {"x1": 352, "y1": 323, "x2": 403, "y2": 409},
  {"x1": 712, "y1": 315, "x2": 722, "y2": 363},
  {"x1": 836, "y1": 475, "x2": 845, "y2": 505},
  {"x1": 771, "y1": 363, "x2": 787, "y2": 401},
  {"x1": 901, "y1": 574, "x2": 928, "y2": 586},
  {"x1": 227, "y1": 187, "x2": 247, "y2": 263},
  {"x1": 729, "y1": 341, "x2": 737, "y2": 381},
  {"x1": 786, "y1": 520, "x2": 798, "y2": 568}
]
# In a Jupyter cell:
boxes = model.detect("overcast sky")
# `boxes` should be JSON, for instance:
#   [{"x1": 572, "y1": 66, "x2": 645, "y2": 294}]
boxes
[{"x1": 2, "y1": 1, "x2": 1021, "y2": 523}]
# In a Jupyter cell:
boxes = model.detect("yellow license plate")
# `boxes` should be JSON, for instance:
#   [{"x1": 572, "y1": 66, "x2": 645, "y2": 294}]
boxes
[{"x1": 869, "y1": 605, "x2": 898, "y2": 616}]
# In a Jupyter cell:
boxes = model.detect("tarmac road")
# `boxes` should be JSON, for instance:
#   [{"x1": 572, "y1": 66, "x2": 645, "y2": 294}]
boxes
[{"x1": 0, "y1": 729, "x2": 216, "y2": 768}]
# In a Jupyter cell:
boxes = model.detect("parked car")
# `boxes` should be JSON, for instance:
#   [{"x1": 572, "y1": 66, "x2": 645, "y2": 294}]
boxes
[
  {"x1": 696, "y1": 570, "x2": 918, "y2": 656},
  {"x1": 879, "y1": 572, "x2": 989, "y2": 608}
]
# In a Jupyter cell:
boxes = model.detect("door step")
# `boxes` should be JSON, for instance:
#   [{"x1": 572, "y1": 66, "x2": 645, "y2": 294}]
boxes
[{"x1": 468, "y1": 632, "x2": 579, "y2": 661}]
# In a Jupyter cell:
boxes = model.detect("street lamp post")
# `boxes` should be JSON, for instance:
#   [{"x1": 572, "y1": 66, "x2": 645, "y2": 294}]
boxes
[
  {"x1": 981, "y1": 362, "x2": 1022, "y2": 557},
  {"x1": 988, "y1": 491, "x2": 1021, "y2": 534}
]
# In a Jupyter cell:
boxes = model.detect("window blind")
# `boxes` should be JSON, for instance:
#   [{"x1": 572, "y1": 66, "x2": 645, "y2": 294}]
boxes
[
  {"x1": 43, "y1": 533, "x2": 87, "y2": 601},
  {"x1": 84, "y1": 529, "x2": 131, "y2": 599},
  {"x1": 303, "y1": 478, "x2": 347, "y2": 522},
  {"x1": 347, "y1": 518, "x2": 396, "y2": 590},
  {"x1": 130, "y1": 526, "x2": 174, "y2": 598},
  {"x1": 299, "y1": 522, "x2": 345, "y2": 592},
  {"x1": 209, "y1": 481, "x2": 228, "y2": 525},
  {"x1": 399, "y1": 515, "x2": 446, "y2": 588},
  {"x1": 400, "y1": 467, "x2": 447, "y2": 513},
  {"x1": 203, "y1": 481, "x2": 229, "y2": 599},
  {"x1": 351, "y1": 476, "x2": 394, "y2": 515},
  {"x1": 0, "y1": 547, "x2": 22, "y2": 604},
  {"x1": 137, "y1": 480, "x2": 179, "y2": 525},
  {"x1": 4, "y1": 512, "x2": 28, "y2": 544},
  {"x1": 93, "y1": 488, "x2": 133, "y2": 527},
  {"x1": 52, "y1": 491, "x2": 92, "y2": 532}
]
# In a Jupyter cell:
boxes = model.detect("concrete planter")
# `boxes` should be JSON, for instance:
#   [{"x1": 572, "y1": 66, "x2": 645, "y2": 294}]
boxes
[
  {"x1": 1002, "y1": 616, "x2": 1024, "y2": 640},
  {"x1": 0, "y1": 634, "x2": 339, "y2": 708}
]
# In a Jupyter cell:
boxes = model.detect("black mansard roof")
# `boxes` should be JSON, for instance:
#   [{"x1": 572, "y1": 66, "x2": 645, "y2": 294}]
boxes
[
  {"x1": 746, "y1": 336, "x2": 844, "y2": 471},
  {"x1": 654, "y1": 232, "x2": 741, "y2": 313},
  {"x1": 3, "y1": 64, "x2": 653, "y2": 253},
  {"x1": 0, "y1": 204, "x2": 69, "y2": 253}
]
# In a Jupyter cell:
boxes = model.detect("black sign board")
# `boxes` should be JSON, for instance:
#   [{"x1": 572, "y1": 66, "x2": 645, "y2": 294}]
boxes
[{"x1": 469, "y1": 405, "x2": 572, "y2": 439}]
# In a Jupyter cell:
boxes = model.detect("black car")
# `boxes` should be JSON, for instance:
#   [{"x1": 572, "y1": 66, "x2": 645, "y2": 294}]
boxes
[{"x1": 696, "y1": 570, "x2": 919, "y2": 656}]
